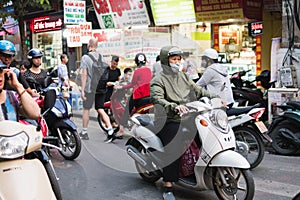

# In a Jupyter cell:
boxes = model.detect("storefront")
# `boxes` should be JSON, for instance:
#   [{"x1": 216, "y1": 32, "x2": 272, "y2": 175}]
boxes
[
  {"x1": 213, "y1": 22, "x2": 261, "y2": 81},
  {"x1": 194, "y1": 0, "x2": 263, "y2": 80},
  {"x1": 31, "y1": 15, "x2": 64, "y2": 69}
]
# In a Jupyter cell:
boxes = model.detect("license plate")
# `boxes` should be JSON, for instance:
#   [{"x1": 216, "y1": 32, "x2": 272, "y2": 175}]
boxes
[{"x1": 255, "y1": 121, "x2": 268, "y2": 133}]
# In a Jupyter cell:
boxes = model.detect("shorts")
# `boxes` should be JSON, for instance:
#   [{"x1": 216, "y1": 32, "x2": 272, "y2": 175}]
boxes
[
  {"x1": 83, "y1": 92, "x2": 95, "y2": 109},
  {"x1": 95, "y1": 93, "x2": 106, "y2": 110}
]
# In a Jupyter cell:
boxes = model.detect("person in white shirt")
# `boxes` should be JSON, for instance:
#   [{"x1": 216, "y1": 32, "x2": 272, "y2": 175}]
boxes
[
  {"x1": 196, "y1": 48, "x2": 235, "y2": 108},
  {"x1": 57, "y1": 54, "x2": 70, "y2": 87}
]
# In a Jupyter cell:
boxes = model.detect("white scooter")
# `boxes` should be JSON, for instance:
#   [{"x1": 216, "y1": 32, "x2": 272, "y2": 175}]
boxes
[
  {"x1": 0, "y1": 89, "x2": 62, "y2": 200},
  {"x1": 0, "y1": 121, "x2": 62, "y2": 200},
  {"x1": 126, "y1": 98, "x2": 255, "y2": 200},
  {"x1": 227, "y1": 105, "x2": 272, "y2": 169}
]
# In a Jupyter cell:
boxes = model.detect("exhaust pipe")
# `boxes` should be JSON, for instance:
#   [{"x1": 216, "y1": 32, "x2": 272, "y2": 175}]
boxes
[{"x1": 127, "y1": 145, "x2": 148, "y2": 167}]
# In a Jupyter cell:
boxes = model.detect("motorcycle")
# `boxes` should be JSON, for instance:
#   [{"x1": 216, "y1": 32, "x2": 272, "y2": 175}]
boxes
[
  {"x1": 0, "y1": 91, "x2": 62, "y2": 200},
  {"x1": 231, "y1": 70, "x2": 274, "y2": 122},
  {"x1": 97, "y1": 88, "x2": 153, "y2": 136},
  {"x1": 26, "y1": 77, "x2": 81, "y2": 160},
  {"x1": 126, "y1": 98, "x2": 255, "y2": 199},
  {"x1": 268, "y1": 101, "x2": 300, "y2": 155},
  {"x1": 227, "y1": 105, "x2": 272, "y2": 169}
]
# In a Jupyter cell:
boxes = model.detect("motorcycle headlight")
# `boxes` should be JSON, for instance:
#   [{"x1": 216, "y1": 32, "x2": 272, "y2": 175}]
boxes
[
  {"x1": 210, "y1": 109, "x2": 228, "y2": 130},
  {"x1": 0, "y1": 132, "x2": 29, "y2": 159}
]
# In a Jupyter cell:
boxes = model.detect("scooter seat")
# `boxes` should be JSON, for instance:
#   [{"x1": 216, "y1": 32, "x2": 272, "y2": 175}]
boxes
[
  {"x1": 226, "y1": 104, "x2": 261, "y2": 116},
  {"x1": 287, "y1": 101, "x2": 300, "y2": 111}
]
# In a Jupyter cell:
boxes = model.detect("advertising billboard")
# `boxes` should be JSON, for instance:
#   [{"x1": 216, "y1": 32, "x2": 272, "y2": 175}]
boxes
[{"x1": 150, "y1": 0, "x2": 196, "y2": 26}]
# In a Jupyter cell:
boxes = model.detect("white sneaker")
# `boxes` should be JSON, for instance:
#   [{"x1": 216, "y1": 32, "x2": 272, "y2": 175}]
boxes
[
  {"x1": 163, "y1": 192, "x2": 176, "y2": 200},
  {"x1": 107, "y1": 128, "x2": 114, "y2": 136}
]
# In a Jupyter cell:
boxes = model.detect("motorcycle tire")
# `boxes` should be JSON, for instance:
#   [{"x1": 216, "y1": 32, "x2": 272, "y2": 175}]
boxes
[
  {"x1": 135, "y1": 145, "x2": 161, "y2": 183},
  {"x1": 270, "y1": 121, "x2": 299, "y2": 155},
  {"x1": 97, "y1": 113, "x2": 120, "y2": 135},
  {"x1": 58, "y1": 128, "x2": 81, "y2": 160},
  {"x1": 213, "y1": 167, "x2": 254, "y2": 200},
  {"x1": 44, "y1": 161, "x2": 62, "y2": 200},
  {"x1": 233, "y1": 126, "x2": 265, "y2": 169}
]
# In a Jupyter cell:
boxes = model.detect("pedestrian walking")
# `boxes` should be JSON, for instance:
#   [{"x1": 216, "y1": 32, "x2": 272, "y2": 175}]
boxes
[
  {"x1": 79, "y1": 38, "x2": 115, "y2": 142},
  {"x1": 79, "y1": 38, "x2": 98, "y2": 140}
]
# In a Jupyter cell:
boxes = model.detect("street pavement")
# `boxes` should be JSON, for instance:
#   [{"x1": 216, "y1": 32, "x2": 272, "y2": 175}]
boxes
[{"x1": 67, "y1": 108, "x2": 300, "y2": 200}]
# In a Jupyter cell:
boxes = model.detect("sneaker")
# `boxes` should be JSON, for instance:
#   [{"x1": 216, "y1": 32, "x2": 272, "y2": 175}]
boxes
[
  {"x1": 104, "y1": 134, "x2": 115, "y2": 143},
  {"x1": 107, "y1": 128, "x2": 114, "y2": 136},
  {"x1": 111, "y1": 135, "x2": 123, "y2": 142},
  {"x1": 163, "y1": 192, "x2": 176, "y2": 200},
  {"x1": 79, "y1": 132, "x2": 89, "y2": 140}
]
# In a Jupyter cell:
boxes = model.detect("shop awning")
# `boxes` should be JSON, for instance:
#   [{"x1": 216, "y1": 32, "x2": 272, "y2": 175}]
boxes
[{"x1": 194, "y1": 0, "x2": 262, "y2": 22}]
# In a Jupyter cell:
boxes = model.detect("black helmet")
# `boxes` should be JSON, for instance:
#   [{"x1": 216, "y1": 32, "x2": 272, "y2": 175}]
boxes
[
  {"x1": 0, "y1": 40, "x2": 16, "y2": 56},
  {"x1": 167, "y1": 46, "x2": 183, "y2": 59},
  {"x1": 27, "y1": 48, "x2": 43, "y2": 59},
  {"x1": 134, "y1": 53, "x2": 147, "y2": 66}
]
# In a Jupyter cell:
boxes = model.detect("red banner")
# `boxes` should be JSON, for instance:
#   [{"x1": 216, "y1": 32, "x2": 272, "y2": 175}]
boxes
[{"x1": 193, "y1": 0, "x2": 262, "y2": 22}]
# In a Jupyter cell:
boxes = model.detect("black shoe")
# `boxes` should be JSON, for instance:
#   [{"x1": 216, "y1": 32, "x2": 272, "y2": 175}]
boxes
[
  {"x1": 79, "y1": 132, "x2": 89, "y2": 140},
  {"x1": 104, "y1": 134, "x2": 115, "y2": 143}
]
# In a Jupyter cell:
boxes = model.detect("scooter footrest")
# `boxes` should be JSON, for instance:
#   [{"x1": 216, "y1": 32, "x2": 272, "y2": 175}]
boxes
[
  {"x1": 43, "y1": 136, "x2": 58, "y2": 142},
  {"x1": 179, "y1": 174, "x2": 197, "y2": 186}
]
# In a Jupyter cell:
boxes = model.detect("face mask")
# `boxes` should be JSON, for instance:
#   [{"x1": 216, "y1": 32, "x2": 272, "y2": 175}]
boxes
[
  {"x1": 201, "y1": 59, "x2": 208, "y2": 68},
  {"x1": 170, "y1": 63, "x2": 182, "y2": 73},
  {"x1": 127, "y1": 75, "x2": 132, "y2": 82}
]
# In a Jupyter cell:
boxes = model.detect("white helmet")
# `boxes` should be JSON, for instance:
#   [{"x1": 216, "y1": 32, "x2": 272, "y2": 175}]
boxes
[{"x1": 202, "y1": 48, "x2": 218, "y2": 59}]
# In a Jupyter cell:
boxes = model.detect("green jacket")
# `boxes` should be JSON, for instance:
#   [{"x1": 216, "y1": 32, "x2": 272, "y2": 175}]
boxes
[{"x1": 150, "y1": 46, "x2": 219, "y2": 122}]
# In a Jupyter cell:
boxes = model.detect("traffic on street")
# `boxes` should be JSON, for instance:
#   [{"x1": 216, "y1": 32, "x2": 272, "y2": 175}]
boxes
[{"x1": 52, "y1": 116, "x2": 300, "y2": 200}]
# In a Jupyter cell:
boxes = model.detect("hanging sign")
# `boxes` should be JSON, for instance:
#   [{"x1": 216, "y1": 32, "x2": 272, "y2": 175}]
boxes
[
  {"x1": 248, "y1": 21, "x2": 263, "y2": 36},
  {"x1": 80, "y1": 22, "x2": 92, "y2": 44},
  {"x1": 65, "y1": 25, "x2": 81, "y2": 47},
  {"x1": 33, "y1": 16, "x2": 63, "y2": 33},
  {"x1": 64, "y1": 0, "x2": 86, "y2": 24},
  {"x1": 92, "y1": 29, "x2": 124, "y2": 56},
  {"x1": 193, "y1": 0, "x2": 262, "y2": 22},
  {"x1": 150, "y1": 0, "x2": 196, "y2": 26},
  {"x1": 91, "y1": 0, "x2": 150, "y2": 29}
]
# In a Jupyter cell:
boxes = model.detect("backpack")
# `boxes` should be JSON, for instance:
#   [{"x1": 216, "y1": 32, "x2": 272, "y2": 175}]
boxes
[{"x1": 87, "y1": 53, "x2": 109, "y2": 93}]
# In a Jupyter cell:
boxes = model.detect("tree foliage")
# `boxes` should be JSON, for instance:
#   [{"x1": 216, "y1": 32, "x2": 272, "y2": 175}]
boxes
[{"x1": 0, "y1": 0, "x2": 51, "y2": 59}]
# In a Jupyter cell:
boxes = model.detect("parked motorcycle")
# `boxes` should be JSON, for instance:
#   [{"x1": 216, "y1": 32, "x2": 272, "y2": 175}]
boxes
[
  {"x1": 227, "y1": 105, "x2": 272, "y2": 169},
  {"x1": 126, "y1": 98, "x2": 255, "y2": 199},
  {"x1": 268, "y1": 101, "x2": 300, "y2": 155},
  {"x1": 26, "y1": 77, "x2": 81, "y2": 160},
  {"x1": 0, "y1": 90, "x2": 62, "y2": 200},
  {"x1": 231, "y1": 70, "x2": 274, "y2": 122}
]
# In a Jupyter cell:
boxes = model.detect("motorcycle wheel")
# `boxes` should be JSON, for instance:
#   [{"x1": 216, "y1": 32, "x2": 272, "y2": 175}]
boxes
[
  {"x1": 135, "y1": 145, "x2": 161, "y2": 183},
  {"x1": 270, "y1": 121, "x2": 298, "y2": 155},
  {"x1": 58, "y1": 128, "x2": 81, "y2": 160},
  {"x1": 97, "y1": 113, "x2": 120, "y2": 135},
  {"x1": 213, "y1": 167, "x2": 254, "y2": 200},
  {"x1": 44, "y1": 162, "x2": 62, "y2": 200},
  {"x1": 234, "y1": 126, "x2": 265, "y2": 169}
]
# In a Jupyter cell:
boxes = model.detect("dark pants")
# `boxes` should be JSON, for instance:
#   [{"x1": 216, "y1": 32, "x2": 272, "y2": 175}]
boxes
[
  {"x1": 121, "y1": 95, "x2": 151, "y2": 126},
  {"x1": 157, "y1": 118, "x2": 198, "y2": 183}
]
